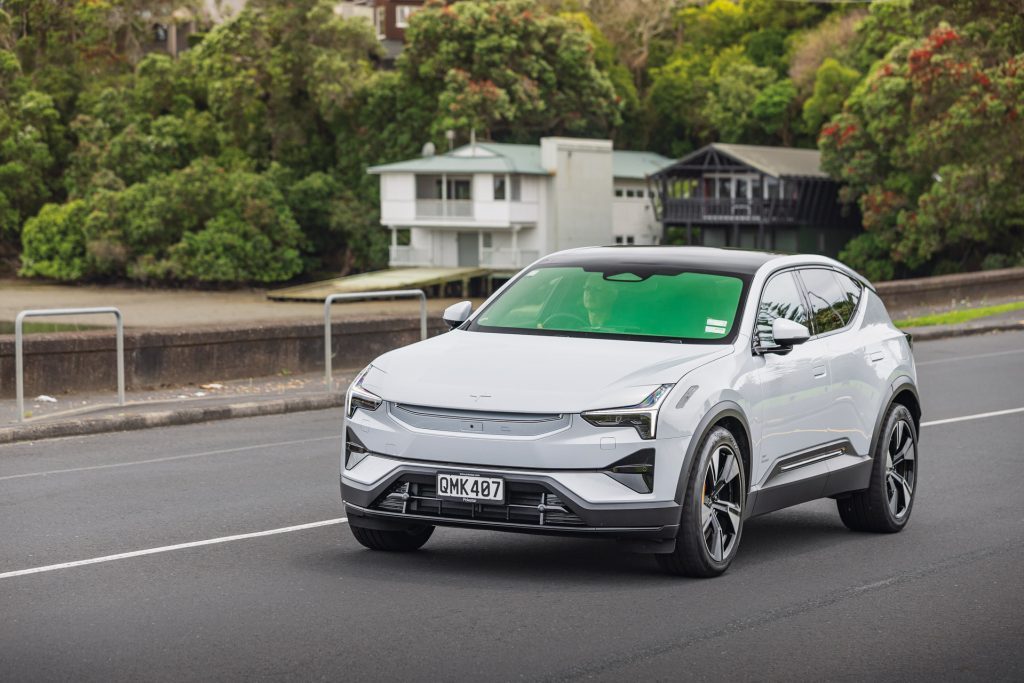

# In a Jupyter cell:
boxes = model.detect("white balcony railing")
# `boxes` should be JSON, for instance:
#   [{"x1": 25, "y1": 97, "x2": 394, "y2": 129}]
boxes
[
  {"x1": 415, "y1": 199, "x2": 474, "y2": 220},
  {"x1": 480, "y1": 248, "x2": 540, "y2": 269},
  {"x1": 389, "y1": 245, "x2": 432, "y2": 266}
]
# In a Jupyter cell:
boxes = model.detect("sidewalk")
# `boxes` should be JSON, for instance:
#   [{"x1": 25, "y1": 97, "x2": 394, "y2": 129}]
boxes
[
  {"x1": 0, "y1": 279, "x2": 462, "y2": 328},
  {"x1": 0, "y1": 369, "x2": 357, "y2": 444}
]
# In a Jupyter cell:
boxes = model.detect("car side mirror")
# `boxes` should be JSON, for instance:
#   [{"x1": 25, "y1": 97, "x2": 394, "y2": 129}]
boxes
[
  {"x1": 771, "y1": 318, "x2": 811, "y2": 346},
  {"x1": 442, "y1": 301, "x2": 473, "y2": 330}
]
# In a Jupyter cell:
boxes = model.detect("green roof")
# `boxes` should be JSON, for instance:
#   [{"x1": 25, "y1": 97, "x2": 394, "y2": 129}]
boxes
[
  {"x1": 612, "y1": 150, "x2": 674, "y2": 179},
  {"x1": 368, "y1": 142, "x2": 547, "y2": 175},
  {"x1": 368, "y1": 141, "x2": 673, "y2": 178}
]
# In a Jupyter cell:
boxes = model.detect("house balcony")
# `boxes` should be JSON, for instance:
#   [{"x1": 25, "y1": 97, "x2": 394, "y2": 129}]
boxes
[
  {"x1": 662, "y1": 198, "x2": 799, "y2": 224},
  {"x1": 381, "y1": 199, "x2": 538, "y2": 228},
  {"x1": 415, "y1": 199, "x2": 474, "y2": 220},
  {"x1": 480, "y1": 248, "x2": 540, "y2": 269},
  {"x1": 388, "y1": 245, "x2": 432, "y2": 267}
]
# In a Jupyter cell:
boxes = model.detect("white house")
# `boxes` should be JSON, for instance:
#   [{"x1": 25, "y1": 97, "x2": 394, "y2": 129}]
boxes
[{"x1": 368, "y1": 137, "x2": 673, "y2": 270}]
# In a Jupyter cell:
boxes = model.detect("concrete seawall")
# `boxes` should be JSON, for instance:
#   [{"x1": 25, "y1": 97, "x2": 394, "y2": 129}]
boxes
[
  {"x1": 0, "y1": 317, "x2": 447, "y2": 399},
  {"x1": 874, "y1": 266, "x2": 1024, "y2": 312},
  {"x1": 2, "y1": 267, "x2": 1022, "y2": 398}
]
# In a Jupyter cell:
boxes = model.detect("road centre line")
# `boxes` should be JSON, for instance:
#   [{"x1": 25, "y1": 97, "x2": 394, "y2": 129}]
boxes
[
  {"x1": 916, "y1": 347, "x2": 1024, "y2": 366},
  {"x1": 0, "y1": 435, "x2": 341, "y2": 482},
  {"x1": 0, "y1": 518, "x2": 348, "y2": 580},
  {"x1": 921, "y1": 406, "x2": 1024, "y2": 427}
]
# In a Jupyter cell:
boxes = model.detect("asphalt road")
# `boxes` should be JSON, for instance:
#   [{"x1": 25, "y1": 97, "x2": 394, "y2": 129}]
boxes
[{"x1": 2, "y1": 331, "x2": 1023, "y2": 681}]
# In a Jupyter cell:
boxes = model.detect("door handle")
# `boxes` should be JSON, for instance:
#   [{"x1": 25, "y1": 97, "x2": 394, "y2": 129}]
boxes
[
  {"x1": 870, "y1": 351, "x2": 885, "y2": 363},
  {"x1": 812, "y1": 362, "x2": 827, "y2": 379}
]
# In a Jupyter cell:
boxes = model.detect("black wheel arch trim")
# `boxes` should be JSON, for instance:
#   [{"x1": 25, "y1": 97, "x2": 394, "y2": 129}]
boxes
[
  {"x1": 672, "y1": 401, "x2": 753, "y2": 508},
  {"x1": 870, "y1": 377, "x2": 921, "y2": 460}
]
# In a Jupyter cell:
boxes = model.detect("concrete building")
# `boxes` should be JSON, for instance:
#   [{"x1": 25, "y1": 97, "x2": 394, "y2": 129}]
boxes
[{"x1": 368, "y1": 138, "x2": 672, "y2": 270}]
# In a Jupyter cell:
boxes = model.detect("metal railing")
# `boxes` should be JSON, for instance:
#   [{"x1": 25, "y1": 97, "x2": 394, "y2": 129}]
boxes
[
  {"x1": 324, "y1": 290, "x2": 427, "y2": 392},
  {"x1": 388, "y1": 245, "x2": 432, "y2": 267},
  {"x1": 415, "y1": 199, "x2": 474, "y2": 219},
  {"x1": 662, "y1": 198, "x2": 799, "y2": 223},
  {"x1": 15, "y1": 307, "x2": 125, "y2": 422}
]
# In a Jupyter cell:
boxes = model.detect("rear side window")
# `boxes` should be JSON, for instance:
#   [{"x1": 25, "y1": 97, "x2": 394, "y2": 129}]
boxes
[
  {"x1": 800, "y1": 268, "x2": 857, "y2": 335},
  {"x1": 756, "y1": 272, "x2": 808, "y2": 345},
  {"x1": 836, "y1": 272, "x2": 863, "y2": 311}
]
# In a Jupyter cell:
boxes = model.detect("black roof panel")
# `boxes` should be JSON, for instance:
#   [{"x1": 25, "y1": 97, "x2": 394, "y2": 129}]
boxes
[{"x1": 540, "y1": 246, "x2": 782, "y2": 276}]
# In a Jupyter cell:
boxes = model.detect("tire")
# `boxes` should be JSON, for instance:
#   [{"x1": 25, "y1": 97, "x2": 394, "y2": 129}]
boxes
[
  {"x1": 837, "y1": 403, "x2": 917, "y2": 533},
  {"x1": 657, "y1": 426, "x2": 746, "y2": 578},
  {"x1": 349, "y1": 522, "x2": 434, "y2": 551}
]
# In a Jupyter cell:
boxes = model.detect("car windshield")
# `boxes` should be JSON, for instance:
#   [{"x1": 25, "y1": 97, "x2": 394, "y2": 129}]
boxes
[{"x1": 471, "y1": 265, "x2": 745, "y2": 342}]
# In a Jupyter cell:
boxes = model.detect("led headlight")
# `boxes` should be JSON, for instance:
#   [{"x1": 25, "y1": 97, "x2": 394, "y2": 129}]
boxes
[
  {"x1": 581, "y1": 383, "x2": 675, "y2": 439},
  {"x1": 346, "y1": 365, "x2": 382, "y2": 418}
]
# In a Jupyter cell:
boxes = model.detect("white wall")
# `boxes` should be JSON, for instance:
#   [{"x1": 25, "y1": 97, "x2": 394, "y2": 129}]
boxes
[
  {"x1": 612, "y1": 179, "x2": 660, "y2": 245},
  {"x1": 540, "y1": 138, "x2": 613, "y2": 253},
  {"x1": 380, "y1": 173, "x2": 416, "y2": 223}
]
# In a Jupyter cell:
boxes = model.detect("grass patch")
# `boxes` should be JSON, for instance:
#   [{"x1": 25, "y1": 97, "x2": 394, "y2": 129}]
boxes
[
  {"x1": 0, "y1": 321, "x2": 102, "y2": 335},
  {"x1": 895, "y1": 301, "x2": 1024, "y2": 328}
]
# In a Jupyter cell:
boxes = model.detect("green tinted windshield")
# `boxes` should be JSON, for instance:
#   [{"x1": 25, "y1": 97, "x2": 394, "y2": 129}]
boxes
[{"x1": 473, "y1": 266, "x2": 745, "y2": 341}]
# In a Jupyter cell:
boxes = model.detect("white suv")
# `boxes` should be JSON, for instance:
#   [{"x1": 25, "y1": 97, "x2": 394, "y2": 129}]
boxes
[{"x1": 340, "y1": 247, "x2": 920, "y2": 577}]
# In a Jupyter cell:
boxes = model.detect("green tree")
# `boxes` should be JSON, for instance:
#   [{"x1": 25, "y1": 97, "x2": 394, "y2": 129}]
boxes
[
  {"x1": 702, "y1": 46, "x2": 777, "y2": 142},
  {"x1": 802, "y1": 58, "x2": 860, "y2": 133},
  {"x1": 401, "y1": 0, "x2": 621, "y2": 141}
]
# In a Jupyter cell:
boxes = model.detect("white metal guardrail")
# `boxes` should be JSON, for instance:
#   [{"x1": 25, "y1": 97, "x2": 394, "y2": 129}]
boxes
[
  {"x1": 15, "y1": 307, "x2": 125, "y2": 422},
  {"x1": 324, "y1": 291, "x2": 427, "y2": 392}
]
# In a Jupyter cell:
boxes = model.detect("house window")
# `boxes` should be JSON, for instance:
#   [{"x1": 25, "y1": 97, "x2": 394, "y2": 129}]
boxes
[
  {"x1": 626, "y1": 236, "x2": 635, "y2": 244},
  {"x1": 482, "y1": 233, "x2": 493, "y2": 248},
  {"x1": 396, "y1": 5, "x2": 417, "y2": 28},
  {"x1": 615, "y1": 236, "x2": 624, "y2": 244},
  {"x1": 614, "y1": 188, "x2": 624, "y2": 198},
  {"x1": 154, "y1": 24, "x2": 168, "y2": 43},
  {"x1": 374, "y1": 7, "x2": 385, "y2": 37},
  {"x1": 493, "y1": 176, "x2": 506, "y2": 201},
  {"x1": 510, "y1": 175, "x2": 521, "y2": 201},
  {"x1": 415, "y1": 175, "x2": 472, "y2": 200}
]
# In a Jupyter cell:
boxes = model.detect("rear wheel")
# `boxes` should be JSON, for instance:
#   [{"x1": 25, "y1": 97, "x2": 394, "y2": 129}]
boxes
[
  {"x1": 837, "y1": 403, "x2": 917, "y2": 533},
  {"x1": 349, "y1": 523, "x2": 434, "y2": 551},
  {"x1": 657, "y1": 427, "x2": 745, "y2": 578}
]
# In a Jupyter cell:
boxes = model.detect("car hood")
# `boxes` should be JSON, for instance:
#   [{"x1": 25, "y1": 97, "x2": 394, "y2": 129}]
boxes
[{"x1": 361, "y1": 329, "x2": 731, "y2": 413}]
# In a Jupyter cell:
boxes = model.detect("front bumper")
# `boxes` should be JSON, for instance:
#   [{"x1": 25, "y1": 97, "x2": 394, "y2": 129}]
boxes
[{"x1": 341, "y1": 461, "x2": 681, "y2": 541}]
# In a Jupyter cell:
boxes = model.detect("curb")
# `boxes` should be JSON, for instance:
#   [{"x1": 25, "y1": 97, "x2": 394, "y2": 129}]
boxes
[
  {"x1": 904, "y1": 320, "x2": 1024, "y2": 341},
  {"x1": 0, "y1": 394, "x2": 345, "y2": 445}
]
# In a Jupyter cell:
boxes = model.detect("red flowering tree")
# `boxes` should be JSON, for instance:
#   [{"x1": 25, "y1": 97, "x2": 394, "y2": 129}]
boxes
[{"x1": 820, "y1": 23, "x2": 1024, "y2": 279}]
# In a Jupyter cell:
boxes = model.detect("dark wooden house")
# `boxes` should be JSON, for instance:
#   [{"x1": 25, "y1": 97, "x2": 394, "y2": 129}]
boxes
[{"x1": 651, "y1": 143, "x2": 860, "y2": 256}]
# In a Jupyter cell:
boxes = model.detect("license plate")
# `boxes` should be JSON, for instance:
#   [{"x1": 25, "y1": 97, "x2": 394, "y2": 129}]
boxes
[{"x1": 436, "y1": 472, "x2": 505, "y2": 504}]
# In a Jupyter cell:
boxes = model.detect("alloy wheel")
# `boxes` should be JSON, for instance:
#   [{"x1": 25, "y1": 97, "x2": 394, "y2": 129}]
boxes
[
  {"x1": 885, "y1": 419, "x2": 916, "y2": 519},
  {"x1": 702, "y1": 445, "x2": 743, "y2": 562}
]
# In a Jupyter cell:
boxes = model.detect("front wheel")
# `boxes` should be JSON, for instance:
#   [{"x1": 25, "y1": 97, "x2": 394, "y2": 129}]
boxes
[
  {"x1": 657, "y1": 426, "x2": 746, "y2": 578},
  {"x1": 349, "y1": 523, "x2": 434, "y2": 551},
  {"x1": 837, "y1": 403, "x2": 917, "y2": 533}
]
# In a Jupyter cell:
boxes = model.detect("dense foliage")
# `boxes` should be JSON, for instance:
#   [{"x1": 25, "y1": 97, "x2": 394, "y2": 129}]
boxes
[{"x1": 2, "y1": 0, "x2": 1022, "y2": 283}]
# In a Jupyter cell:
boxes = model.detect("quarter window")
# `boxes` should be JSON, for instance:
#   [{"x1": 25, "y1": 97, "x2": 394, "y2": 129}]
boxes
[
  {"x1": 756, "y1": 272, "x2": 808, "y2": 345},
  {"x1": 800, "y1": 268, "x2": 853, "y2": 335}
]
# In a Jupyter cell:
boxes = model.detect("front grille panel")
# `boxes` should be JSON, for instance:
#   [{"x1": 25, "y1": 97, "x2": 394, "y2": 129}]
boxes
[{"x1": 371, "y1": 475, "x2": 586, "y2": 526}]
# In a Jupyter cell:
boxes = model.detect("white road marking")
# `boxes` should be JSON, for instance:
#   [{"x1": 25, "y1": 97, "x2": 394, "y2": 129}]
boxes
[
  {"x1": 0, "y1": 435, "x2": 341, "y2": 482},
  {"x1": 922, "y1": 406, "x2": 1024, "y2": 427},
  {"x1": 2, "y1": 406, "x2": 1022, "y2": 581},
  {"x1": 916, "y1": 348, "x2": 1024, "y2": 366},
  {"x1": 0, "y1": 518, "x2": 348, "y2": 580}
]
